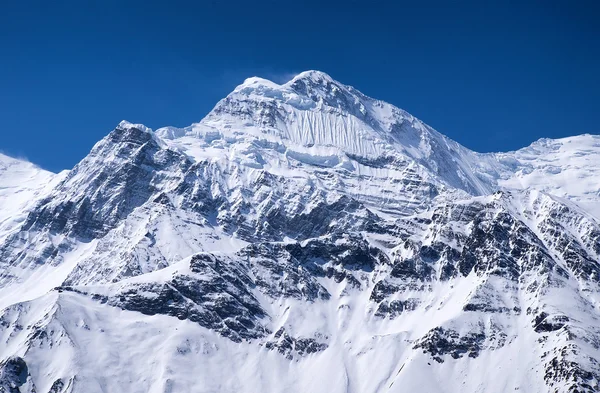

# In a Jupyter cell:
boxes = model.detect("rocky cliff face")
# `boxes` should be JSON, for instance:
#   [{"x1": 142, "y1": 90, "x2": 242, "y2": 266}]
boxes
[{"x1": 1, "y1": 71, "x2": 600, "y2": 393}]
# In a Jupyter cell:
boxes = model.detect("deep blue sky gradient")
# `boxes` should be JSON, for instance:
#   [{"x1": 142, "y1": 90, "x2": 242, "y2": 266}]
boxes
[{"x1": 1, "y1": 0, "x2": 599, "y2": 172}]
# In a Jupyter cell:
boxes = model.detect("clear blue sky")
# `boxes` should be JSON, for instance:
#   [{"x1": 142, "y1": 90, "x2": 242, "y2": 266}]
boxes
[{"x1": 1, "y1": 0, "x2": 598, "y2": 172}]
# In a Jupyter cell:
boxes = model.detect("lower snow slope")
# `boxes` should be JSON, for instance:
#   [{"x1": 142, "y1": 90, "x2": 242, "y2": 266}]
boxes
[{"x1": 2, "y1": 175, "x2": 600, "y2": 392}]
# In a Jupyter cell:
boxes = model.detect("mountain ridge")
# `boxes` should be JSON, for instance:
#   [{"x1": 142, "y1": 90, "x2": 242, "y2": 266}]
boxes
[{"x1": 1, "y1": 71, "x2": 600, "y2": 393}]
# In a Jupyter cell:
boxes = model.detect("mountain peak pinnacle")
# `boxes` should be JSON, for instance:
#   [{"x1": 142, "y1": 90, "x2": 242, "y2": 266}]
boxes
[
  {"x1": 287, "y1": 70, "x2": 335, "y2": 85},
  {"x1": 233, "y1": 70, "x2": 337, "y2": 94}
]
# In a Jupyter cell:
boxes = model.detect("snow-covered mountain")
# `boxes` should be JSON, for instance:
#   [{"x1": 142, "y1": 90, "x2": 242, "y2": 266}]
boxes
[{"x1": 1, "y1": 71, "x2": 600, "y2": 393}]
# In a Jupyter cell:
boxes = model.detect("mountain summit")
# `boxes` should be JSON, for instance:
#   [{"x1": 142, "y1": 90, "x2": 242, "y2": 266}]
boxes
[{"x1": 1, "y1": 72, "x2": 600, "y2": 393}]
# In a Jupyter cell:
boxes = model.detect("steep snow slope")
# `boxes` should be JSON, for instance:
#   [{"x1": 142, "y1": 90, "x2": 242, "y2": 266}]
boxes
[
  {"x1": 498, "y1": 134, "x2": 600, "y2": 219},
  {"x1": 0, "y1": 154, "x2": 59, "y2": 241},
  {"x1": 1, "y1": 71, "x2": 600, "y2": 393}
]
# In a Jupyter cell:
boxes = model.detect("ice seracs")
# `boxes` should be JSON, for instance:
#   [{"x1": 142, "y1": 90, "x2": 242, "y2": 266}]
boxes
[
  {"x1": 1, "y1": 71, "x2": 599, "y2": 393},
  {"x1": 159, "y1": 70, "x2": 505, "y2": 198}
]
